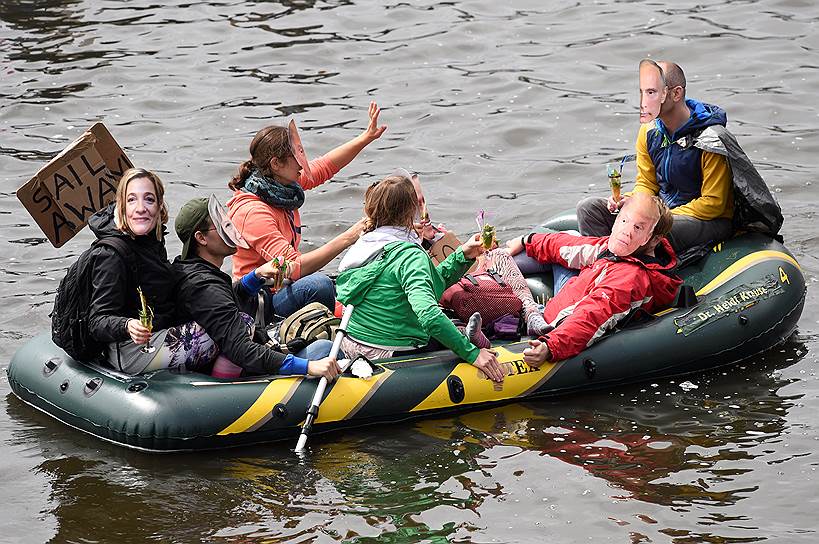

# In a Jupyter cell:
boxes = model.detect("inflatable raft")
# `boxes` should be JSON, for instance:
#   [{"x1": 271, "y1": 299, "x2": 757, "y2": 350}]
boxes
[{"x1": 6, "y1": 217, "x2": 806, "y2": 452}]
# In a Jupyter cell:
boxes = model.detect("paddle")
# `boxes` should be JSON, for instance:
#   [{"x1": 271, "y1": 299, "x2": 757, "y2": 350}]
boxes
[{"x1": 294, "y1": 304, "x2": 354, "y2": 453}]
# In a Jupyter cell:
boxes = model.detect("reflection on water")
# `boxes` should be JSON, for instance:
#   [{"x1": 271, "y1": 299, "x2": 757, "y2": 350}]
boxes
[
  {"x1": 412, "y1": 339, "x2": 809, "y2": 541},
  {"x1": 4, "y1": 336, "x2": 809, "y2": 542}
]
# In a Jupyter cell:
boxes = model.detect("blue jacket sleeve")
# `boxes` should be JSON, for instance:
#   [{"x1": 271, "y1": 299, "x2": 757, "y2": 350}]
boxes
[
  {"x1": 278, "y1": 355, "x2": 308, "y2": 375},
  {"x1": 240, "y1": 270, "x2": 266, "y2": 294}
]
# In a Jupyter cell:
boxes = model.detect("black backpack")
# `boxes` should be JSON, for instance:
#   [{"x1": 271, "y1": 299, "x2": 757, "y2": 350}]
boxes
[{"x1": 52, "y1": 238, "x2": 135, "y2": 361}]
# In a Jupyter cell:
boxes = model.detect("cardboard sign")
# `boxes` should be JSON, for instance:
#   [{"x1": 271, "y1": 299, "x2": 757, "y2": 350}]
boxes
[
  {"x1": 16, "y1": 123, "x2": 133, "y2": 247},
  {"x1": 428, "y1": 231, "x2": 460, "y2": 265},
  {"x1": 428, "y1": 231, "x2": 478, "y2": 273}
]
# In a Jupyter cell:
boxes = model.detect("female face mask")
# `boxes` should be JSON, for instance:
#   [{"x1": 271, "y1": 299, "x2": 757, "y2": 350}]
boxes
[
  {"x1": 288, "y1": 119, "x2": 312, "y2": 181},
  {"x1": 208, "y1": 194, "x2": 249, "y2": 249}
]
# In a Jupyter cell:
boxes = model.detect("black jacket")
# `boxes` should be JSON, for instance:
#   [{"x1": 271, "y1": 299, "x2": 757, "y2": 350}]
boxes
[
  {"x1": 173, "y1": 256, "x2": 288, "y2": 375},
  {"x1": 87, "y1": 203, "x2": 178, "y2": 343},
  {"x1": 693, "y1": 124, "x2": 784, "y2": 237}
]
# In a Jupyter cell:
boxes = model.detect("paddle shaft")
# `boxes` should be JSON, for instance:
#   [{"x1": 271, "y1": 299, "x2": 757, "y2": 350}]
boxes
[{"x1": 294, "y1": 304, "x2": 354, "y2": 453}]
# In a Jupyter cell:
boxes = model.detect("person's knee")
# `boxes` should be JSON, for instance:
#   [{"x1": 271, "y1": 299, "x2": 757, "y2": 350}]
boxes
[
  {"x1": 668, "y1": 216, "x2": 732, "y2": 253},
  {"x1": 298, "y1": 273, "x2": 336, "y2": 309},
  {"x1": 304, "y1": 338, "x2": 334, "y2": 359},
  {"x1": 576, "y1": 196, "x2": 612, "y2": 236},
  {"x1": 576, "y1": 196, "x2": 604, "y2": 216},
  {"x1": 577, "y1": 196, "x2": 609, "y2": 223},
  {"x1": 514, "y1": 251, "x2": 549, "y2": 275},
  {"x1": 312, "y1": 273, "x2": 336, "y2": 308},
  {"x1": 315, "y1": 273, "x2": 334, "y2": 291}
]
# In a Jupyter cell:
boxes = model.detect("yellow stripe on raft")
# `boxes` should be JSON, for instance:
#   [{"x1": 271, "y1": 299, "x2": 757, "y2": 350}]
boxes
[
  {"x1": 695, "y1": 250, "x2": 799, "y2": 297},
  {"x1": 218, "y1": 377, "x2": 302, "y2": 435},
  {"x1": 653, "y1": 250, "x2": 800, "y2": 318},
  {"x1": 315, "y1": 369, "x2": 394, "y2": 424},
  {"x1": 412, "y1": 345, "x2": 558, "y2": 412}
]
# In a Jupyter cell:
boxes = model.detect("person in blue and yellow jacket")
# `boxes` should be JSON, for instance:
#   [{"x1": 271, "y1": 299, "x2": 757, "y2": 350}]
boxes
[{"x1": 577, "y1": 59, "x2": 734, "y2": 253}]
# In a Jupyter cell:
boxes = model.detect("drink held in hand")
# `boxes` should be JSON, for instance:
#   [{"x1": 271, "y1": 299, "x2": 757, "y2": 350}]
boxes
[
  {"x1": 137, "y1": 286, "x2": 156, "y2": 353},
  {"x1": 476, "y1": 209, "x2": 496, "y2": 250},
  {"x1": 607, "y1": 162, "x2": 622, "y2": 201},
  {"x1": 274, "y1": 256, "x2": 288, "y2": 291},
  {"x1": 481, "y1": 224, "x2": 496, "y2": 250}
]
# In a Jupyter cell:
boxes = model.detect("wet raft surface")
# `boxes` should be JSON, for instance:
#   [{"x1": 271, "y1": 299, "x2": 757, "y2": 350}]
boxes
[{"x1": 8, "y1": 231, "x2": 805, "y2": 452}]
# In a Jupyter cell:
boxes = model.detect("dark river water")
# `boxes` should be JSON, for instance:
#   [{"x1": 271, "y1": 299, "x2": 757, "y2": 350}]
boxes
[{"x1": 2, "y1": 1, "x2": 818, "y2": 542}]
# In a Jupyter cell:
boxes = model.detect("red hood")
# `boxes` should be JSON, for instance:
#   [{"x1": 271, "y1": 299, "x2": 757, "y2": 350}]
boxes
[{"x1": 623, "y1": 236, "x2": 681, "y2": 310}]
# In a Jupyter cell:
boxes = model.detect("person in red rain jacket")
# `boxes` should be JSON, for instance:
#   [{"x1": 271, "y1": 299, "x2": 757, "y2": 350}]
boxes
[{"x1": 499, "y1": 192, "x2": 681, "y2": 365}]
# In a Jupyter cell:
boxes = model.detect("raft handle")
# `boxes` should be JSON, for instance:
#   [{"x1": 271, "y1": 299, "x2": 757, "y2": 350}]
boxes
[
  {"x1": 273, "y1": 403, "x2": 288, "y2": 419},
  {"x1": 83, "y1": 378, "x2": 103, "y2": 397},
  {"x1": 672, "y1": 285, "x2": 698, "y2": 308},
  {"x1": 583, "y1": 359, "x2": 596, "y2": 379},
  {"x1": 447, "y1": 376, "x2": 465, "y2": 404},
  {"x1": 59, "y1": 380, "x2": 69, "y2": 394},
  {"x1": 738, "y1": 314, "x2": 749, "y2": 326},
  {"x1": 43, "y1": 358, "x2": 61, "y2": 377},
  {"x1": 127, "y1": 382, "x2": 148, "y2": 393}
]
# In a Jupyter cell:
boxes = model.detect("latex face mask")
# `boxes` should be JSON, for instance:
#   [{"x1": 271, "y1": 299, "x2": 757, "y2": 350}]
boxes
[
  {"x1": 208, "y1": 193, "x2": 249, "y2": 249},
  {"x1": 639, "y1": 63, "x2": 668, "y2": 124},
  {"x1": 608, "y1": 201, "x2": 657, "y2": 256},
  {"x1": 288, "y1": 119, "x2": 312, "y2": 181}
]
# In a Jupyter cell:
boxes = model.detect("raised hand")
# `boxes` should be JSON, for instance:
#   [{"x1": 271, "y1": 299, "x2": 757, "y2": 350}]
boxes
[{"x1": 363, "y1": 101, "x2": 387, "y2": 142}]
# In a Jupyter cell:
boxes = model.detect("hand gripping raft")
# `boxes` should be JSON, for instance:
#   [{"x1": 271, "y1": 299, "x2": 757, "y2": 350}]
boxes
[{"x1": 294, "y1": 304, "x2": 354, "y2": 453}]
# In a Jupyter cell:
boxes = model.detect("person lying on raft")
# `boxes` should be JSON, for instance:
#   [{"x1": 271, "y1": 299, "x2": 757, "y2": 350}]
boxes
[
  {"x1": 334, "y1": 174, "x2": 506, "y2": 383},
  {"x1": 88, "y1": 169, "x2": 221, "y2": 374},
  {"x1": 226, "y1": 102, "x2": 386, "y2": 322},
  {"x1": 496, "y1": 193, "x2": 682, "y2": 367},
  {"x1": 173, "y1": 196, "x2": 341, "y2": 380}
]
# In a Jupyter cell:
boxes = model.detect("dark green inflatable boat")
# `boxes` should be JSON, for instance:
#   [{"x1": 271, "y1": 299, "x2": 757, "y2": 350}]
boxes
[{"x1": 6, "y1": 216, "x2": 806, "y2": 452}]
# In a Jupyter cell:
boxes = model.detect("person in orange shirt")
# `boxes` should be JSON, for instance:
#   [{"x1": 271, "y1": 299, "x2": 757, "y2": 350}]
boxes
[{"x1": 227, "y1": 102, "x2": 386, "y2": 322}]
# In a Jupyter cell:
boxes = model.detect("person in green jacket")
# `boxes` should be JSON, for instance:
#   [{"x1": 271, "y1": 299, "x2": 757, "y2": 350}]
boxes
[{"x1": 336, "y1": 174, "x2": 505, "y2": 383}]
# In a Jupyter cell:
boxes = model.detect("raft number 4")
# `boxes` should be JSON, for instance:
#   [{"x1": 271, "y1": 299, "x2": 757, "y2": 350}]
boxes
[{"x1": 779, "y1": 266, "x2": 790, "y2": 285}]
